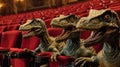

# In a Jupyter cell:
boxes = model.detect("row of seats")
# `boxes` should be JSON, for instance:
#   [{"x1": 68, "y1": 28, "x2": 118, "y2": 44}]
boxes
[
  {"x1": 0, "y1": 0, "x2": 120, "y2": 28},
  {"x1": 0, "y1": 29, "x2": 102, "y2": 67},
  {"x1": 0, "y1": 28, "x2": 63, "y2": 51},
  {"x1": 0, "y1": 28, "x2": 63, "y2": 67},
  {"x1": 0, "y1": 24, "x2": 20, "y2": 32}
]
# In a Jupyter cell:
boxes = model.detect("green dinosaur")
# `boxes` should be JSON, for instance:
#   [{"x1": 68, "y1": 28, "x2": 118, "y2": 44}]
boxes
[
  {"x1": 76, "y1": 9, "x2": 120, "y2": 67},
  {"x1": 51, "y1": 14, "x2": 96, "y2": 67},
  {"x1": 19, "y1": 18, "x2": 65, "y2": 66}
]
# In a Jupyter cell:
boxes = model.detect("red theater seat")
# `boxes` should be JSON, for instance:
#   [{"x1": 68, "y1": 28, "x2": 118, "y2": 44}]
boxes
[
  {"x1": 0, "y1": 26, "x2": 7, "y2": 32},
  {"x1": 48, "y1": 28, "x2": 63, "y2": 37},
  {"x1": 45, "y1": 19, "x2": 52, "y2": 28},
  {"x1": 0, "y1": 31, "x2": 22, "y2": 67},
  {"x1": 0, "y1": 30, "x2": 22, "y2": 48},
  {"x1": 20, "y1": 36, "x2": 40, "y2": 50},
  {"x1": 11, "y1": 36, "x2": 40, "y2": 67}
]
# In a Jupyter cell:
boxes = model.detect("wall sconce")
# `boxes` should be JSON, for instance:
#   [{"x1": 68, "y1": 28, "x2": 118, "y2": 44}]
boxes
[
  {"x1": 15, "y1": 0, "x2": 24, "y2": 2},
  {"x1": 0, "y1": 3, "x2": 4, "y2": 9},
  {"x1": 20, "y1": 0, "x2": 24, "y2": 2}
]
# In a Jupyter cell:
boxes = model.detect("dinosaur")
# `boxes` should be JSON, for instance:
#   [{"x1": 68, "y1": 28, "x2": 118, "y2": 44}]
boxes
[
  {"x1": 19, "y1": 18, "x2": 65, "y2": 66},
  {"x1": 75, "y1": 9, "x2": 120, "y2": 67},
  {"x1": 51, "y1": 14, "x2": 96, "y2": 67}
]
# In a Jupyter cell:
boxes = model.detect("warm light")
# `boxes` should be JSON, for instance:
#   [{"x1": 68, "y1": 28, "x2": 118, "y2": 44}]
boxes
[
  {"x1": 16, "y1": 0, "x2": 20, "y2": 2},
  {"x1": 15, "y1": 0, "x2": 24, "y2": 2},
  {"x1": 0, "y1": 4, "x2": 4, "y2": 8},
  {"x1": 20, "y1": 0, "x2": 24, "y2": 2}
]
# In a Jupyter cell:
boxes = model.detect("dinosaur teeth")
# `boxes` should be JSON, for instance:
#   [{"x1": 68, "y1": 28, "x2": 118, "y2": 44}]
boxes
[{"x1": 83, "y1": 29, "x2": 105, "y2": 46}]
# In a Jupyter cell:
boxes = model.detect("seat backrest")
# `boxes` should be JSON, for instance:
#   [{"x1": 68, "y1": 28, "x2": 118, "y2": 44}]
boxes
[
  {"x1": 7, "y1": 24, "x2": 20, "y2": 31},
  {"x1": 45, "y1": 19, "x2": 52, "y2": 28},
  {"x1": 47, "y1": 28, "x2": 63, "y2": 37},
  {"x1": 20, "y1": 36, "x2": 40, "y2": 50},
  {"x1": 0, "y1": 30, "x2": 22, "y2": 48},
  {"x1": 0, "y1": 26, "x2": 7, "y2": 32}
]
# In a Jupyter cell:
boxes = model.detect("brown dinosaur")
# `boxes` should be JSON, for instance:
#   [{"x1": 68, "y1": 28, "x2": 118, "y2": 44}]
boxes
[
  {"x1": 75, "y1": 9, "x2": 120, "y2": 67},
  {"x1": 19, "y1": 18, "x2": 65, "y2": 66},
  {"x1": 51, "y1": 14, "x2": 96, "y2": 67}
]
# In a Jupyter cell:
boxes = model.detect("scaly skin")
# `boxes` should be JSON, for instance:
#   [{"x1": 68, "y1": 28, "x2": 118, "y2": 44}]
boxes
[
  {"x1": 19, "y1": 18, "x2": 65, "y2": 66},
  {"x1": 51, "y1": 14, "x2": 96, "y2": 67},
  {"x1": 76, "y1": 9, "x2": 120, "y2": 67}
]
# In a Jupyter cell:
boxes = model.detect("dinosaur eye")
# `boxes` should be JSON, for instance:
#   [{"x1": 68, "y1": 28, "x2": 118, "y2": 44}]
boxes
[
  {"x1": 104, "y1": 14, "x2": 111, "y2": 22},
  {"x1": 69, "y1": 17, "x2": 74, "y2": 23}
]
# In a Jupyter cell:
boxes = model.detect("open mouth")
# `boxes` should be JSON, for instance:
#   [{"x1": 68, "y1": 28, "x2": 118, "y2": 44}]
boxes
[
  {"x1": 83, "y1": 27, "x2": 106, "y2": 46},
  {"x1": 21, "y1": 27, "x2": 42, "y2": 38},
  {"x1": 83, "y1": 26, "x2": 117, "y2": 47},
  {"x1": 55, "y1": 26, "x2": 78, "y2": 43}
]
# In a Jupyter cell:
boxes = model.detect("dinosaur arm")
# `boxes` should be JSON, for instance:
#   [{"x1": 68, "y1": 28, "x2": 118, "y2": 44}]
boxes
[
  {"x1": 91, "y1": 56, "x2": 99, "y2": 65},
  {"x1": 48, "y1": 45, "x2": 60, "y2": 62},
  {"x1": 74, "y1": 55, "x2": 99, "y2": 67},
  {"x1": 34, "y1": 44, "x2": 41, "y2": 53},
  {"x1": 48, "y1": 45, "x2": 60, "y2": 52}
]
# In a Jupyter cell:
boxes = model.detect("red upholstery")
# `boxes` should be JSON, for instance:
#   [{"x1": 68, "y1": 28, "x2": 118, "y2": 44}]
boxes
[
  {"x1": 0, "y1": 30, "x2": 22, "y2": 48},
  {"x1": 11, "y1": 59, "x2": 27, "y2": 67},
  {"x1": 48, "y1": 28, "x2": 63, "y2": 37},
  {"x1": 11, "y1": 35, "x2": 40, "y2": 67},
  {"x1": 45, "y1": 19, "x2": 52, "y2": 28},
  {"x1": 37, "y1": 52, "x2": 75, "y2": 67},
  {"x1": 0, "y1": 26, "x2": 7, "y2": 32},
  {"x1": 20, "y1": 36, "x2": 40, "y2": 50},
  {"x1": 7, "y1": 24, "x2": 20, "y2": 31},
  {"x1": 0, "y1": 31, "x2": 22, "y2": 67}
]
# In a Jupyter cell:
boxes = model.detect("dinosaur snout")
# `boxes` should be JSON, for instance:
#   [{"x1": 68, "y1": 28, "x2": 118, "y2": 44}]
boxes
[
  {"x1": 76, "y1": 17, "x2": 88, "y2": 29},
  {"x1": 19, "y1": 25, "x2": 32, "y2": 31}
]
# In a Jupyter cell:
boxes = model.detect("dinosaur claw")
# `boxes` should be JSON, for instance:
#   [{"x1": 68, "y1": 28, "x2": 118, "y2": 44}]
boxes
[
  {"x1": 73, "y1": 57, "x2": 94, "y2": 67},
  {"x1": 51, "y1": 52, "x2": 60, "y2": 62}
]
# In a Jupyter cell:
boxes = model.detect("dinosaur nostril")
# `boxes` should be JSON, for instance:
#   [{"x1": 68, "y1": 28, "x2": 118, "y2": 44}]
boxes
[{"x1": 31, "y1": 28, "x2": 36, "y2": 31}]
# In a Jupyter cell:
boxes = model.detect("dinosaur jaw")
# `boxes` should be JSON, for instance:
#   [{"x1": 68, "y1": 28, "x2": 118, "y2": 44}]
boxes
[
  {"x1": 55, "y1": 26, "x2": 78, "y2": 43},
  {"x1": 21, "y1": 28, "x2": 42, "y2": 38},
  {"x1": 83, "y1": 27, "x2": 117, "y2": 46},
  {"x1": 85, "y1": 28, "x2": 105, "y2": 44},
  {"x1": 22, "y1": 31, "x2": 35, "y2": 38}
]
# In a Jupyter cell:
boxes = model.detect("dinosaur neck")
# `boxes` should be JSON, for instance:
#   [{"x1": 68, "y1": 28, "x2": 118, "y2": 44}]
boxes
[
  {"x1": 66, "y1": 33, "x2": 80, "y2": 51},
  {"x1": 103, "y1": 30, "x2": 119, "y2": 49},
  {"x1": 40, "y1": 31, "x2": 52, "y2": 47},
  {"x1": 103, "y1": 30, "x2": 120, "y2": 58},
  {"x1": 66, "y1": 38, "x2": 80, "y2": 50}
]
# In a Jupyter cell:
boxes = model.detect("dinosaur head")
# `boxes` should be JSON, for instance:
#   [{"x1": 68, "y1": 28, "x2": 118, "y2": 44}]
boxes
[
  {"x1": 51, "y1": 14, "x2": 80, "y2": 42},
  {"x1": 76, "y1": 9, "x2": 120, "y2": 43},
  {"x1": 19, "y1": 18, "x2": 46, "y2": 38}
]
